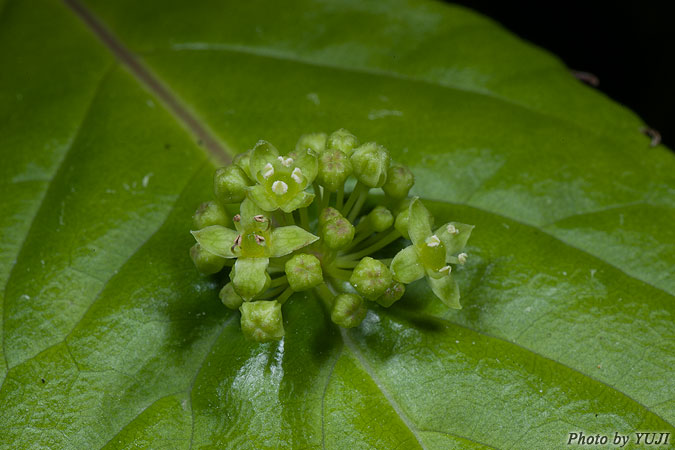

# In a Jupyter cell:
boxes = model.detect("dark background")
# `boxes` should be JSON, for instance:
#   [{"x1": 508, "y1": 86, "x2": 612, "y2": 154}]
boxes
[{"x1": 451, "y1": 0, "x2": 674, "y2": 149}]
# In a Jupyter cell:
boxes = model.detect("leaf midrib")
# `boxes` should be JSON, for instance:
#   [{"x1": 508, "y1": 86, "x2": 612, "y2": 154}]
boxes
[{"x1": 62, "y1": 0, "x2": 233, "y2": 165}]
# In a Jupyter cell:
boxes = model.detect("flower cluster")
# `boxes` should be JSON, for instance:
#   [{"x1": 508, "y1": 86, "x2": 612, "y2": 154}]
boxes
[{"x1": 190, "y1": 130, "x2": 473, "y2": 342}]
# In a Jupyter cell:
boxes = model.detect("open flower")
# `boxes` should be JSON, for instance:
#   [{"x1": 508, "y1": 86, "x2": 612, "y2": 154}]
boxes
[
  {"x1": 246, "y1": 140, "x2": 318, "y2": 213},
  {"x1": 390, "y1": 198, "x2": 473, "y2": 308},
  {"x1": 191, "y1": 199, "x2": 318, "y2": 300}
]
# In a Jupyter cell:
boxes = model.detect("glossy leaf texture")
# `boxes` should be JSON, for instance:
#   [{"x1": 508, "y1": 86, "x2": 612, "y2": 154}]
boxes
[{"x1": 1, "y1": 0, "x2": 673, "y2": 449}]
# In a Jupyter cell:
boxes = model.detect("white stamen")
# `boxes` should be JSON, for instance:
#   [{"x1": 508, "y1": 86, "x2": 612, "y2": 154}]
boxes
[
  {"x1": 272, "y1": 180, "x2": 288, "y2": 195},
  {"x1": 439, "y1": 265, "x2": 452, "y2": 274},
  {"x1": 277, "y1": 156, "x2": 294, "y2": 167},
  {"x1": 426, "y1": 235, "x2": 441, "y2": 247},
  {"x1": 263, "y1": 163, "x2": 274, "y2": 179},
  {"x1": 291, "y1": 167, "x2": 303, "y2": 183},
  {"x1": 458, "y1": 252, "x2": 468, "y2": 264},
  {"x1": 447, "y1": 224, "x2": 459, "y2": 235}
]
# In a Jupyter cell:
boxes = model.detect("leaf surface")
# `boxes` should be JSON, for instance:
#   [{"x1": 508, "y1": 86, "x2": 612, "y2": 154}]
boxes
[{"x1": 1, "y1": 0, "x2": 673, "y2": 449}]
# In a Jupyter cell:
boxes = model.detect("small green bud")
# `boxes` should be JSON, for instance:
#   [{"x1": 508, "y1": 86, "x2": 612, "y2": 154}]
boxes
[
  {"x1": 189, "y1": 243, "x2": 226, "y2": 275},
  {"x1": 295, "y1": 132, "x2": 327, "y2": 154},
  {"x1": 233, "y1": 150, "x2": 252, "y2": 178},
  {"x1": 382, "y1": 164, "x2": 414, "y2": 199},
  {"x1": 192, "y1": 201, "x2": 229, "y2": 229},
  {"x1": 375, "y1": 282, "x2": 405, "y2": 307},
  {"x1": 394, "y1": 209, "x2": 410, "y2": 240},
  {"x1": 240, "y1": 301, "x2": 285, "y2": 342},
  {"x1": 214, "y1": 165, "x2": 251, "y2": 204},
  {"x1": 366, "y1": 206, "x2": 394, "y2": 232},
  {"x1": 319, "y1": 207, "x2": 342, "y2": 228},
  {"x1": 285, "y1": 253, "x2": 323, "y2": 291},
  {"x1": 219, "y1": 282, "x2": 243, "y2": 310},
  {"x1": 350, "y1": 257, "x2": 393, "y2": 300},
  {"x1": 317, "y1": 149, "x2": 353, "y2": 191},
  {"x1": 321, "y1": 215, "x2": 355, "y2": 250},
  {"x1": 350, "y1": 142, "x2": 390, "y2": 188},
  {"x1": 232, "y1": 257, "x2": 271, "y2": 300},
  {"x1": 327, "y1": 128, "x2": 359, "y2": 156},
  {"x1": 331, "y1": 293, "x2": 367, "y2": 328}
]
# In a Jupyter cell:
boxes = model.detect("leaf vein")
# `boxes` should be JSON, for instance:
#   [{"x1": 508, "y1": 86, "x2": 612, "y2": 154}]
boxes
[
  {"x1": 165, "y1": 42, "x2": 637, "y2": 147},
  {"x1": 341, "y1": 328, "x2": 427, "y2": 450},
  {"x1": 1, "y1": 63, "x2": 115, "y2": 371},
  {"x1": 423, "y1": 312, "x2": 674, "y2": 427}
]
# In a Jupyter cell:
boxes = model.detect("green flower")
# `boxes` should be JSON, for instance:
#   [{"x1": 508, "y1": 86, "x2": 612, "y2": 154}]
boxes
[
  {"x1": 390, "y1": 197, "x2": 473, "y2": 309},
  {"x1": 246, "y1": 140, "x2": 318, "y2": 213},
  {"x1": 240, "y1": 301, "x2": 285, "y2": 342},
  {"x1": 191, "y1": 199, "x2": 318, "y2": 300},
  {"x1": 189, "y1": 130, "x2": 475, "y2": 342}
]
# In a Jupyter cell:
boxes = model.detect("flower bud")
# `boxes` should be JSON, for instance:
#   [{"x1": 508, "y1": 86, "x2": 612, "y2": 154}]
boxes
[
  {"x1": 192, "y1": 201, "x2": 229, "y2": 229},
  {"x1": 240, "y1": 301, "x2": 285, "y2": 342},
  {"x1": 319, "y1": 207, "x2": 342, "y2": 228},
  {"x1": 394, "y1": 209, "x2": 410, "y2": 240},
  {"x1": 350, "y1": 142, "x2": 390, "y2": 188},
  {"x1": 189, "y1": 243, "x2": 226, "y2": 275},
  {"x1": 285, "y1": 253, "x2": 323, "y2": 291},
  {"x1": 321, "y1": 215, "x2": 355, "y2": 250},
  {"x1": 327, "y1": 128, "x2": 359, "y2": 156},
  {"x1": 317, "y1": 149, "x2": 353, "y2": 191},
  {"x1": 375, "y1": 282, "x2": 405, "y2": 307},
  {"x1": 214, "y1": 165, "x2": 251, "y2": 204},
  {"x1": 231, "y1": 258, "x2": 271, "y2": 300},
  {"x1": 382, "y1": 164, "x2": 414, "y2": 199},
  {"x1": 350, "y1": 257, "x2": 393, "y2": 300},
  {"x1": 219, "y1": 282, "x2": 243, "y2": 310},
  {"x1": 233, "y1": 150, "x2": 252, "y2": 178},
  {"x1": 295, "y1": 132, "x2": 327, "y2": 154},
  {"x1": 331, "y1": 293, "x2": 367, "y2": 328},
  {"x1": 366, "y1": 206, "x2": 394, "y2": 232}
]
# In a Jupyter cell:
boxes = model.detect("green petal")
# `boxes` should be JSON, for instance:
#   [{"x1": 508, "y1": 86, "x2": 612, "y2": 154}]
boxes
[
  {"x1": 428, "y1": 274, "x2": 461, "y2": 309},
  {"x1": 232, "y1": 257, "x2": 270, "y2": 300},
  {"x1": 436, "y1": 221, "x2": 474, "y2": 257},
  {"x1": 270, "y1": 225, "x2": 319, "y2": 257},
  {"x1": 390, "y1": 245, "x2": 425, "y2": 283},
  {"x1": 249, "y1": 140, "x2": 279, "y2": 178},
  {"x1": 190, "y1": 225, "x2": 239, "y2": 258},
  {"x1": 239, "y1": 197, "x2": 268, "y2": 229},
  {"x1": 295, "y1": 132, "x2": 327, "y2": 154},
  {"x1": 408, "y1": 197, "x2": 433, "y2": 245},
  {"x1": 291, "y1": 147, "x2": 319, "y2": 186},
  {"x1": 247, "y1": 184, "x2": 278, "y2": 211},
  {"x1": 279, "y1": 190, "x2": 314, "y2": 213}
]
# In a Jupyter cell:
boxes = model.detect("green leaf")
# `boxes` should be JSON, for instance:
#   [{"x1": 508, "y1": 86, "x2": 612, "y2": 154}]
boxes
[
  {"x1": 190, "y1": 225, "x2": 239, "y2": 258},
  {"x1": 1, "y1": 0, "x2": 673, "y2": 449},
  {"x1": 270, "y1": 225, "x2": 320, "y2": 257}
]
